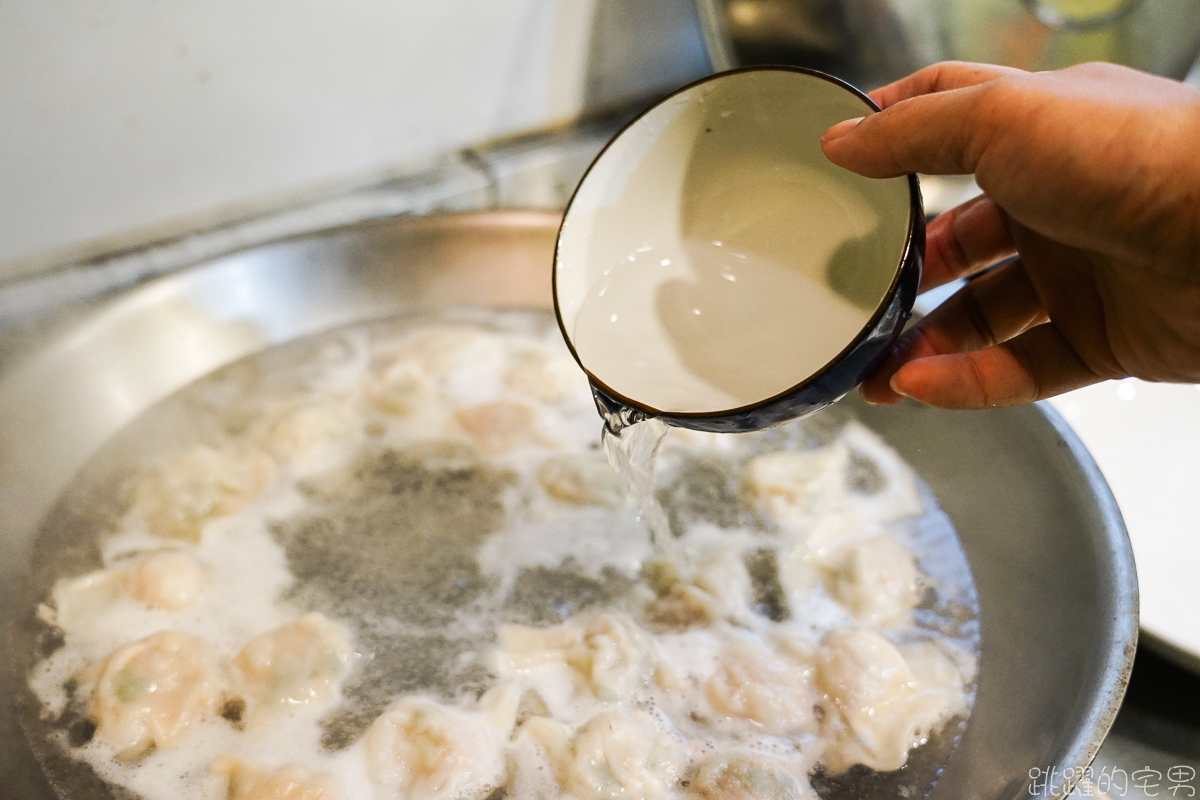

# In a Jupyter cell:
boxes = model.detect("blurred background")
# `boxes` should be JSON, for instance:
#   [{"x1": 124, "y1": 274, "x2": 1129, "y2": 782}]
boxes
[{"x1": 5, "y1": 0, "x2": 1198, "y2": 280}]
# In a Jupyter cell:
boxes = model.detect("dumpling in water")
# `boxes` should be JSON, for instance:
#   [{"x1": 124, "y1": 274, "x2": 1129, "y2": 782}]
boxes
[
  {"x1": 46, "y1": 551, "x2": 209, "y2": 631},
  {"x1": 365, "y1": 688, "x2": 517, "y2": 800},
  {"x1": 742, "y1": 445, "x2": 850, "y2": 525},
  {"x1": 456, "y1": 400, "x2": 550, "y2": 454},
  {"x1": 537, "y1": 453, "x2": 624, "y2": 507},
  {"x1": 838, "y1": 422, "x2": 924, "y2": 522},
  {"x1": 365, "y1": 360, "x2": 441, "y2": 419},
  {"x1": 498, "y1": 612, "x2": 656, "y2": 703},
  {"x1": 211, "y1": 754, "x2": 345, "y2": 800},
  {"x1": 264, "y1": 402, "x2": 362, "y2": 468},
  {"x1": 231, "y1": 613, "x2": 355, "y2": 723},
  {"x1": 505, "y1": 347, "x2": 586, "y2": 404},
  {"x1": 690, "y1": 754, "x2": 815, "y2": 800},
  {"x1": 87, "y1": 630, "x2": 222, "y2": 760},
  {"x1": 133, "y1": 444, "x2": 275, "y2": 541},
  {"x1": 378, "y1": 325, "x2": 501, "y2": 377},
  {"x1": 705, "y1": 638, "x2": 820, "y2": 737},
  {"x1": 525, "y1": 709, "x2": 688, "y2": 800},
  {"x1": 823, "y1": 535, "x2": 922, "y2": 628},
  {"x1": 644, "y1": 549, "x2": 755, "y2": 631},
  {"x1": 815, "y1": 628, "x2": 969, "y2": 773}
]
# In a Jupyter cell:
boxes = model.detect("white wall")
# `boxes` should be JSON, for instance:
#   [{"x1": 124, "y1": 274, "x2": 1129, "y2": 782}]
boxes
[{"x1": 0, "y1": 0, "x2": 602, "y2": 274}]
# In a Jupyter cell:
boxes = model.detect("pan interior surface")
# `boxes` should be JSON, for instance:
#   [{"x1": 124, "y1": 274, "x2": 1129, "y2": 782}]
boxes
[
  {"x1": 17, "y1": 306, "x2": 980, "y2": 800},
  {"x1": 0, "y1": 212, "x2": 1136, "y2": 800}
]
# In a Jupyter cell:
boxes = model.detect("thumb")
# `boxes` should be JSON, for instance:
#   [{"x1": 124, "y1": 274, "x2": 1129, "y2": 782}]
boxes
[
  {"x1": 821, "y1": 89, "x2": 988, "y2": 178},
  {"x1": 820, "y1": 61, "x2": 1021, "y2": 179}
]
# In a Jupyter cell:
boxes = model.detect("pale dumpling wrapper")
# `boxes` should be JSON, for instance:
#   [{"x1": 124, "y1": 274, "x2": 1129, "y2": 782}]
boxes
[
  {"x1": 644, "y1": 548, "x2": 756, "y2": 631},
  {"x1": 538, "y1": 452, "x2": 625, "y2": 508},
  {"x1": 377, "y1": 325, "x2": 502, "y2": 377},
  {"x1": 524, "y1": 709, "x2": 688, "y2": 800},
  {"x1": 815, "y1": 628, "x2": 969, "y2": 774},
  {"x1": 705, "y1": 638, "x2": 820, "y2": 737},
  {"x1": 366, "y1": 360, "x2": 441, "y2": 417},
  {"x1": 46, "y1": 551, "x2": 209, "y2": 632},
  {"x1": 505, "y1": 347, "x2": 586, "y2": 404},
  {"x1": 88, "y1": 630, "x2": 223, "y2": 759},
  {"x1": 498, "y1": 612, "x2": 657, "y2": 703},
  {"x1": 742, "y1": 445, "x2": 850, "y2": 525},
  {"x1": 211, "y1": 754, "x2": 345, "y2": 800},
  {"x1": 456, "y1": 400, "x2": 550, "y2": 454},
  {"x1": 824, "y1": 535, "x2": 922, "y2": 628},
  {"x1": 690, "y1": 753, "x2": 816, "y2": 800},
  {"x1": 231, "y1": 613, "x2": 355, "y2": 722},
  {"x1": 365, "y1": 689, "x2": 517, "y2": 800},
  {"x1": 264, "y1": 401, "x2": 362, "y2": 468},
  {"x1": 133, "y1": 444, "x2": 275, "y2": 541}
]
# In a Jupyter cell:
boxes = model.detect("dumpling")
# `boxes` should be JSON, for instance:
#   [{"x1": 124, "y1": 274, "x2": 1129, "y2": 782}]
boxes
[
  {"x1": 87, "y1": 630, "x2": 222, "y2": 759},
  {"x1": 644, "y1": 549, "x2": 754, "y2": 631},
  {"x1": 537, "y1": 453, "x2": 625, "y2": 508},
  {"x1": 705, "y1": 638, "x2": 820, "y2": 737},
  {"x1": 231, "y1": 613, "x2": 355, "y2": 722},
  {"x1": 498, "y1": 612, "x2": 656, "y2": 703},
  {"x1": 838, "y1": 422, "x2": 924, "y2": 522},
  {"x1": 46, "y1": 551, "x2": 209, "y2": 631},
  {"x1": 815, "y1": 628, "x2": 968, "y2": 774},
  {"x1": 568, "y1": 613, "x2": 658, "y2": 702},
  {"x1": 456, "y1": 400, "x2": 549, "y2": 454},
  {"x1": 378, "y1": 325, "x2": 501, "y2": 377},
  {"x1": 364, "y1": 690, "x2": 516, "y2": 800},
  {"x1": 120, "y1": 551, "x2": 210, "y2": 610},
  {"x1": 823, "y1": 536, "x2": 922, "y2": 628},
  {"x1": 133, "y1": 444, "x2": 275, "y2": 541},
  {"x1": 690, "y1": 754, "x2": 815, "y2": 800},
  {"x1": 742, "y1": 446, "x2": 849, "y2": 525},
  {"x1": 211, "y1": 754, "x2": 345, "y2": 800},
  {"x1": 264, "y1": 402, "x2": 362, "y2": 468},
  {"x1": 505, "y1": 348, "x2": 586, "y2": 404},
  {"x1": 366, "y1": 360, "x2": 441, "y2": 418},
  {"x1": 525, "y1": 709, "x2": 688, "y2": 800}
]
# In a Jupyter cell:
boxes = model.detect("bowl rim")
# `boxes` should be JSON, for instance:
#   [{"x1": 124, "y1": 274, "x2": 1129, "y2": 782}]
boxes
[{"x1": 552, "y1": 64, "x2": 924, "y2": 420}]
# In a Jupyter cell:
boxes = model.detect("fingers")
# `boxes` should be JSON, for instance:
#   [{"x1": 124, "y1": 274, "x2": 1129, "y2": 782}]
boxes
[
  {"x1": 889, "y1": 324, "x2": 1102, "y2": 409},
  {"x1": 867, "y1": 61, "x2": 1021, "y2": 110},
  {"x1": 921, "y1": 195, "x2": 1017, "y2": 292},
  {"x1": 821, "y1": 63, "x2": 1027, "y2": 179},
  {"x1": 861, "y1": 259, "x2": 1048, "y2": 404}
]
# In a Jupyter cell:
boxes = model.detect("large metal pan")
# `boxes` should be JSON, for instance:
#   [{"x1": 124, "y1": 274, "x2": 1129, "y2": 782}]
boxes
[{"x1": 0, "y1": 211, "x2": 1136, "y2": 800}]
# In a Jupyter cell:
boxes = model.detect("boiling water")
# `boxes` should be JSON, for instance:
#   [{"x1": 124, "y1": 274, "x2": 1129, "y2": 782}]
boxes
[{"x1": 18, "y1": 309, "x2": 979, "y2": 800}]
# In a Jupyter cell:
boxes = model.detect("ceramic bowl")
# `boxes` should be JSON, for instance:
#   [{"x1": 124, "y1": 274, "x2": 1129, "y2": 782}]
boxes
[{"x1": 554, "y1": 66, "x2": 924, "y2": 433}]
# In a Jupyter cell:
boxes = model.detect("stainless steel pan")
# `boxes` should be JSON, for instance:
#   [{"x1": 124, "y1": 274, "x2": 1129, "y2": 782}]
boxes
[{"x1": 0, "y1": 211, "x2": 1137, "y2": 800}]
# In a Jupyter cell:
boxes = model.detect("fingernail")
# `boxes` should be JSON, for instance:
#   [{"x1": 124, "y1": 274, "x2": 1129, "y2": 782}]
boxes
[
  {"x1": 821, "y1": 117, "x2": 864, "y2": 144},
  {"x1": 889, "y1": 373, "x2": 910, "y2": 398}
]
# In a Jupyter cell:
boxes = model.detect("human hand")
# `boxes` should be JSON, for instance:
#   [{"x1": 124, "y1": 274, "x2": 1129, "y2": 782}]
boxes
[{"x1": 821, "y1": 61, "x2": 1200, "y2": 409}]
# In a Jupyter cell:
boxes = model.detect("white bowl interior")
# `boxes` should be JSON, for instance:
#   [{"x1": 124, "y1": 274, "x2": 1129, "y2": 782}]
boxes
[{"x1": 556, "y1": 70, "x2": 913, "y2": 414}]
